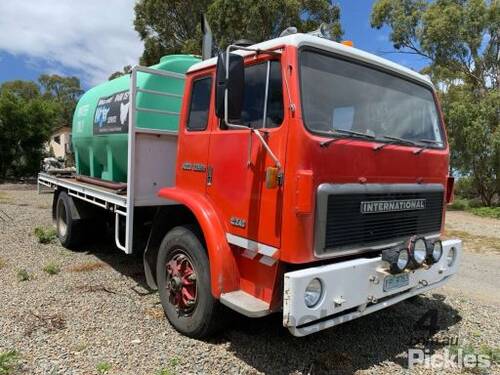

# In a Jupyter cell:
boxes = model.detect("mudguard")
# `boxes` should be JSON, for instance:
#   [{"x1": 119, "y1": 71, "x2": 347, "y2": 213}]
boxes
[{"x1": 157, "y1": 187, "x2": 240, "y2": 297}]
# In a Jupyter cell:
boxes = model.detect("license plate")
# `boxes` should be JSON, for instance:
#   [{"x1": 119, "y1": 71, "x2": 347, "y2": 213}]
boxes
[{"x1": 383, "y1": 273, "x2": 409, "y2": 292}]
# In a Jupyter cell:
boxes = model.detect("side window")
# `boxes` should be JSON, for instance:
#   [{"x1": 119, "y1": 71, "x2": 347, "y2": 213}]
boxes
[
  {"x1": 222, "y1": 60, "x2": 284, "y2": 129},
  {"x1": 187, "y1": 76, "x2": 212, "y2": 131}
]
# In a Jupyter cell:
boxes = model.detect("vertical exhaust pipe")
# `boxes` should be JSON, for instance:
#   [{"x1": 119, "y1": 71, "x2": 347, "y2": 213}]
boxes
[{"x1": 201, "y1": 14, "x2": 213, "y2": 60}]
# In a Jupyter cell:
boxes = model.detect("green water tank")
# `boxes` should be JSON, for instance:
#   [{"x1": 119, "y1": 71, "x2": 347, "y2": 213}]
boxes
[{"x1": 71, "y1": 54, "x2": 200, "y2": 183}]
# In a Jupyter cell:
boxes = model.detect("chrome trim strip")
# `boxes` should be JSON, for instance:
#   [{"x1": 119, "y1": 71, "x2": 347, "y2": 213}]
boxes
[{"x1": 226, "y1": 233, "x2": 278, "y2": 258}]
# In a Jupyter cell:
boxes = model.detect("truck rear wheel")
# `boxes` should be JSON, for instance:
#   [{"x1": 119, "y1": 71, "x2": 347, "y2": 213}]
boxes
[
  {"x1": 156, "y1": 226, "x2": 221, "y2": 338},
  {"x1": 55, "y1": 192, "x2": 83, "y2": 249}
]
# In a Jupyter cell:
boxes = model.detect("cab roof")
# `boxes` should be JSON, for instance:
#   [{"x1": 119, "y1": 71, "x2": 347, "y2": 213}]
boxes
[{"x1": 187, "y1": 33, "x2": 433, "y2": 88}]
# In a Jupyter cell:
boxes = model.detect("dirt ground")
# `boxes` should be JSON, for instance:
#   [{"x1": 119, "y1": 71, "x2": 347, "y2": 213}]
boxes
[{"x1": 0, "y1": 188, "x2": 499, "y2": 375}]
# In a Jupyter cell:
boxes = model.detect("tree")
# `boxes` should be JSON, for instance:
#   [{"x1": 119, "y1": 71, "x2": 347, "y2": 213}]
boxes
[
  {"x1": 0, "y1": 83, "x2": 58, "y2": 179},
  {"x1": 108, "y1": 65, "x2": 132, "y2": 81},
  {"x1": 134, "y1": 0, "x2": 343, "y2": 65},
  {"x1": 371, "y1": 0, "x2": 499, "y2": 205},
  {"x1": 38, "y1": 74, "x2": 83, "y2": 128}
]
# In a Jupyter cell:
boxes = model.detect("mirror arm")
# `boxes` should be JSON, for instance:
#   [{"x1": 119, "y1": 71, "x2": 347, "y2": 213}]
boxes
[{"x1": 224, "y1": 45, "x2": 282, "y2": 171}]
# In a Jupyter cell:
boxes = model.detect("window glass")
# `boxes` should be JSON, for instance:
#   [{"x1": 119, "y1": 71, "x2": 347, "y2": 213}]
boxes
[
  {"x1": 222, "y1": 61, "x2": 284, "y2": 129},
  {"x1": 187, "y1": 77, "x2": 212, "y2": 131},
  {"x1": 266, "y1": 61, "x2": 284, "y2": 128},
  {"x1": 300, "y1": 50, "x2": 443, "y2": 145}
]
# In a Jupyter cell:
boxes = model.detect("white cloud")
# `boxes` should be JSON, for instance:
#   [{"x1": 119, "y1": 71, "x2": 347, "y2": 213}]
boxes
[{"x1": 0, "y1": 0, "x2": 143, "y2": 86}]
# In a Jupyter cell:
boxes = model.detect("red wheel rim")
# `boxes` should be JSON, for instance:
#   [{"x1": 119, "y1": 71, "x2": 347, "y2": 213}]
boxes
[{"x1": 165, "y1": 250, "x2": 197, "y2": 315}]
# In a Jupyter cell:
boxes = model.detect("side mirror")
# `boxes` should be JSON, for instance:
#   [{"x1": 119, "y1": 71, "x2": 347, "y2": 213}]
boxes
[{"x1": 215, "y1": 52, "x2": 244, "y2": 121}]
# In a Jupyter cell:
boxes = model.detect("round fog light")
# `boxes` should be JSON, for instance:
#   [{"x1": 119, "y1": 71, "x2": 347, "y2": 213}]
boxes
[
  {"x1": 412, "y1": 238, "x2": 427, "y2": 266},
  {"x1": 447, "y1": 247, "x2": 457, "y2": 267},
  {"x1": 396, "y1": 249, "x2": 410, "y2": 272},
  {"x1": 304, "y1": 278, "x2": 323, "y2": 308},
  {"x1": 382, "y1": 247, "x2": 410, "y2": 274},
  {"x1": 432, "y1": 240, "x2": 443, "y2": 263}
]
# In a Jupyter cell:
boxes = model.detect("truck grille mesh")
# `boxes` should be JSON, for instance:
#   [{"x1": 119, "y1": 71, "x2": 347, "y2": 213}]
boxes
[{"x1": 324, "y1": 191, "x2": 443, "y2": 251}]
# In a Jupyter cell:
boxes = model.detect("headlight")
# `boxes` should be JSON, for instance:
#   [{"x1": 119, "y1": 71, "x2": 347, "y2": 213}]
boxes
[
  {"x1": 432, "y1": 240, "x2": 443, "y2": 263},
  {"x1": 447, "y1": 247, "x2": 457, "y2": 267},
  {"x1": 382, "y1": 247, "x2": 410, "y2": 274},
  {"x1": 304, "y1": 278, "x2": 323, "y2": 308},
  {"x1": 412, "y1": 238, "x2": 427, "y2": 266}
]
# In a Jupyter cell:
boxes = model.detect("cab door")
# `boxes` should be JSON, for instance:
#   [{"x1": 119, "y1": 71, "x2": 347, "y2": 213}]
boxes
[{"x1": 206, "y1": 59, "x2": 287, "y2": 248}]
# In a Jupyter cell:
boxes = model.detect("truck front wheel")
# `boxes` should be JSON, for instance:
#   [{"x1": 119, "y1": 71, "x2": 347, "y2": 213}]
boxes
[{"x1": 156, "y1": 226, "x2": 221, "y2": 338}]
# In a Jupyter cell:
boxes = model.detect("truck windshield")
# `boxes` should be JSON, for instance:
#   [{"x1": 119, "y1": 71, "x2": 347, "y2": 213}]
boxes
[{"x1": 299, "y1": 50, "x2": 444, "y2": 146}]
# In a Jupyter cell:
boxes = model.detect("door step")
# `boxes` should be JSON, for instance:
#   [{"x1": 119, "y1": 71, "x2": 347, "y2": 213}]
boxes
[{"x1": 220, "y1": 290, "x2": 271, "y2": 317}]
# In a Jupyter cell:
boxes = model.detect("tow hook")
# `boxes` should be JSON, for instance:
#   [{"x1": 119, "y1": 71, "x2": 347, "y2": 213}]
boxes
[
  {"x1": 367, "y1": 296, "x2": 378, "y2": 304},
  {"x1": 419, "y1": 280, "x2": 429, "y2": 287}
]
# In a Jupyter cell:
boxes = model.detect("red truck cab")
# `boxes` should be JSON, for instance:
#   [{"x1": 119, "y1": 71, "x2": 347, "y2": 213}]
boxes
[{"x1": 152, "y1": 34, "x2": 461, "y2": 337}]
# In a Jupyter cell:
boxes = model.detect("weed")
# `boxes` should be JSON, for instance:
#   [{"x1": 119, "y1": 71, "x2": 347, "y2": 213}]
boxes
[
  {"x1": 68, "y1": 262, "x2": 104, "y2": 273},
  {"x1": 34, "y1": 227, "x2": 57, "y2": 244},
  {"x1": 43, "y1": 262, "x2": 60, "y2": 276},
  {"x1": 470, "y1": 206, "x2": 500, "y2": 219},
  {"x1": 0, "y1": 257, "x2": 5, "y2": 270},
  {"x1": 16, "y1": 269, "x2": 31, "y2": 282},
  {"x1": 168, "y1": 357, "x2": 180, "y2": 367},
  {"x1": 448, "y1": 198, "x2": 469, "y2": 210},
  {"x1": 0, "y1": 350, "x2": 19, "y2": 375},
  {"x1": 96, "y1": 362, "x2": 112, "y2": 374},
  {"x1": 156, "y1": 369, "x2": 172, "y2": 375}
]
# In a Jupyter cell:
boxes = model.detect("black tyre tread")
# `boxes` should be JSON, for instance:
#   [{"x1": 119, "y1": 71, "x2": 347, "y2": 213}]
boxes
[
  {"x1": 56, "y1": 192, "x2": 84, "y2": 249},
  {"x1": 156, "y1": 225, "x2": 223, "y2": 338}
]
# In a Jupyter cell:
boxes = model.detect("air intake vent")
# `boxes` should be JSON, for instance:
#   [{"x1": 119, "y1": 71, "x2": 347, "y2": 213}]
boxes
[{"x1": 314, "y1": 184, "x2": 444, "y2": 256}]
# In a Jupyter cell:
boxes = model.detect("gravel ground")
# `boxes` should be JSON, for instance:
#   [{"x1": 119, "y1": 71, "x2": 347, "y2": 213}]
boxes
[{"x1": 0, "y1": 188, "x2": 499, "y2": 375}]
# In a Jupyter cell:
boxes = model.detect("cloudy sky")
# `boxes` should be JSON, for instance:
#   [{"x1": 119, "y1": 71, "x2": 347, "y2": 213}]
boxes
[
  {"x1": 0, "y1": 0, "x2": 143, "y2": 87},
  {"x1": 0, "y1": 0, "x2": 428, "y2": 90}
]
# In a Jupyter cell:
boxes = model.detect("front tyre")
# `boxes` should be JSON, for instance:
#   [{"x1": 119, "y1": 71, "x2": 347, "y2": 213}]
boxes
[{"x1": 157, "y1": 226, "x2": 221, "y2": 338}]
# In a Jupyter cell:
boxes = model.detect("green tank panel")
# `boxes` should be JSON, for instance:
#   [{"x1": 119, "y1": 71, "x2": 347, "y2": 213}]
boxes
[{"x1": 72, "y1": 55, "x2": 200, "y2": 183}]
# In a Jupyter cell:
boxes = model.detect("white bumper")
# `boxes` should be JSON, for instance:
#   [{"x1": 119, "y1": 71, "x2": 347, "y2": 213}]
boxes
[{"x1": 283, "y1": 239, "x2": 462, "y2": 337}]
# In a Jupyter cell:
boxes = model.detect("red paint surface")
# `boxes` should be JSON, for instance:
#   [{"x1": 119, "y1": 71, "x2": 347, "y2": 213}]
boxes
[{"x1": 159, "y1": 44, "x2": 452, "y2": 301}]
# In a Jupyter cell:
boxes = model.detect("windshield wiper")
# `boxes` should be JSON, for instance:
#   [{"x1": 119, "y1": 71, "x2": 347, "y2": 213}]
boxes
[
  {"x1": 319, "y1": 128, "x2": 375, "y2": 148},
  {"x1": 375, "y1": 135, "x2": 439, "y2": 155}
]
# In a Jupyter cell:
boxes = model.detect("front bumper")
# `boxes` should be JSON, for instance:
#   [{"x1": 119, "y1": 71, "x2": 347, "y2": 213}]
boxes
[{"x1": 283, "y1": 239, "x2": 461, "y2": 337}]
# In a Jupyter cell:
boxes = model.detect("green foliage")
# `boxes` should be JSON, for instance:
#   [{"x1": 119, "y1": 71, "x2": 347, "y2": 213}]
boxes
[
  {"x1": 108, "y1": 65, "x2": 132, "y2": 81},
  {"x1": 42, "y1": 262, "x2": 61, "y2": 276},
  {"x1": 96, "y1": 362, "x2": 112, "y2": 374},
  {"x1": 371, "y1": 0, "x2": 500, "y2": 206},
  {"x1": 0, "y1": 350, "x2": 19, "y2": 375},
  {"x1": 134, "y1": 0, "x2": 343, "y2": 65},
  {"x1": 448, "y1": 198, "x2": 469, "y2": 210},
  {"x1": 470, "y1": 206, "x2": 500, "y2": 219},
  {"x1": 0, "y1": 74, "x2": 82, "y2": 179},
  {"x1": 156, "y1": 369, "x2": 172, "y2": 375},
  {"x1": 16, "y1": 269, "x2": 31, "y2": 282},
  {"x1": 39, "y1": 74, "x2": 83, "y2": 129},
  {"x1": 454, "y1": 176, "x2": 477, "y2": 200},
  {"x1": 34, "y1": 227, "x2": 57, "y2": 244}
]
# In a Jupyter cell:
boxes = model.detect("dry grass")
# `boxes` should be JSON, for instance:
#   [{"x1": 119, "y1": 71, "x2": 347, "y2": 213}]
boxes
[
  {"x1": 24, "y1": 312, "x2": 66, "y2": 336},
  {"x1": 444, "y1": 229, "x2": 500, "y2": 254},
  {"x1": 0, "y1": 191, "x2": 12, "y2": 203},
  {"x1": 68, "y1": 261, "x2": 105, "y2": 273},
  {"x1": 145, "y1": 306, "x2": 164, "y2": 320}
]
